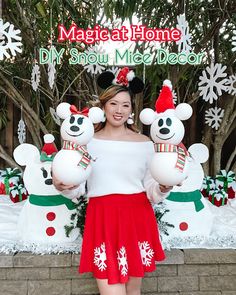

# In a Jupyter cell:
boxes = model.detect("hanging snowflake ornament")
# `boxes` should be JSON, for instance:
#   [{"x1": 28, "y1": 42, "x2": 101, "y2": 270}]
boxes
[
  {"x1": 198, "y1": 63, "x2": 228, "y2": 104},
  {"x1": 31, "y1": 63, "x2": 41, "y2": 91},
  {"x1": 47, "y1": 45, "x2": 57, "y2": 89},
  {"x1": 49, "y1": 107, "x2": 61, "y2": 126},
  {"x1": 0, "y1": 18, "x2": 23, "y2": 60},
  {"x1": 107, "y1": 66, "x2": 119, "y2": 75},
  {"x1": 205, "y1": 106, "x2": 224, "y2": 130},
  {"x1": 176, "y1": 14, "x2": 192, "y2": 53},
  {"x1": 232, "y1": 30, "x2": 236, "y2": 52},
  {"x1": 172, "y1": 90, "x2": 177, "y2": 104},
  {"x1": 84, "y1": 45, "x2": 106, "y2": 75},
  {"x1": 17, "y1": 119, "x2": 26, "y2": 144},
  {"x1": 225, "y1": 75, "x2": 236, "y2": 96},
  {"x1": 48, "y1": 62, "x2": 56, "y2": 89}
]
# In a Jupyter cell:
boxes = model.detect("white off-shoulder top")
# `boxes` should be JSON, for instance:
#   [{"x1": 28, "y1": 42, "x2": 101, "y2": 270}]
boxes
[{"x1": 62, "y1": 138, "x2": 167, "y2": 203}]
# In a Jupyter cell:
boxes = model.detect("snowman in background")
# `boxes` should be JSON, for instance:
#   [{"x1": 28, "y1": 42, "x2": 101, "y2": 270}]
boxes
[
  {"x1": 52, "y1": 103, "x2": 104, "y2": 186},
  {"x1": 140, "y1": 80, "x2": 213, "y2": 239},
  {"x1": 161, "y1": 143, "x2": 214, "y2": 239},
  {"x1": 13, "y1": 134, "x2": 79, "y2": 243}
]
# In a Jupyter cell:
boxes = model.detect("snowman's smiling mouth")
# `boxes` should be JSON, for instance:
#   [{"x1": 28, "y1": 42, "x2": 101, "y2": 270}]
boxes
[
  {"x1": 156, "y1": 133, "x2": 175, "y2": 140},
  {"x1": 66, "y1": 131, "x2": 84, "y2": 137}
]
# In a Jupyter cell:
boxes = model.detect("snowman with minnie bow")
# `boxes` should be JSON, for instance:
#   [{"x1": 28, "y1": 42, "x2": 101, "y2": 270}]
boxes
[{"x1": 52, "y1": 104, "x2": 104, "y2": 186}]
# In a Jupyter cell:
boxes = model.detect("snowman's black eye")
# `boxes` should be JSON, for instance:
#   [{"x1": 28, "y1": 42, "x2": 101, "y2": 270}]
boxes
[
  {"x1": 166, "y1": 118, "x2": 172, "y2": 126},
  {"x1": 41, "y1": 167, "x2": 48, "y2": 178},
  {"x1": 158, "y1": 119, "x2": 164, "y2": 127},
  {"x1": 70, "y1": 116, "x2": 75, "y2": 124},
  {"x1": 77, "y1": 117, "x2": 84, "y2": 125}
]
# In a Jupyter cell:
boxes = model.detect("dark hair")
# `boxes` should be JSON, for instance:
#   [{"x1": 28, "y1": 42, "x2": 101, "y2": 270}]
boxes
[{"x1": 94, "y1": 85, "x2": 138, "y2": 133}]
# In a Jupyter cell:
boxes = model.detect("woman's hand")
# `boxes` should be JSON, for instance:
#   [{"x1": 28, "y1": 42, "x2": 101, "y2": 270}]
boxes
[
  {"x1": 52, "y1": 174, "x2": 79, "y2": 191},
  {"x1": 159, "y1": 182, "x2": 183, "y2": 193},
  {"x1": 159, "y1": 184, "x2": 173, "y2": 194}
]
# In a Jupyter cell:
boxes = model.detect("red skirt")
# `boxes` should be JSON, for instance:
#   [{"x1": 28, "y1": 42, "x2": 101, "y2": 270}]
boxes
[{"x1": 79, "y1": 192, "x2": 165, "y2": 284}]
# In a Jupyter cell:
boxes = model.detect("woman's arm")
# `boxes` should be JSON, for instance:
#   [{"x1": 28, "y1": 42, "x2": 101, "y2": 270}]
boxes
[
  {"x1": 52, "y1": 173, "x2": 86, "y2": 199},
  {"x1": 143, "y1": 142, "x2": 173, "y2": 203},
  {"x1": 143, "y1": 169, "x2": 172, "y2": 203}
]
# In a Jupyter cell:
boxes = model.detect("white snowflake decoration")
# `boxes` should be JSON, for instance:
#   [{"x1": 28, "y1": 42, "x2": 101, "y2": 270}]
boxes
[
  {"x1": 198, "y1": 63, "x2": 228, "y2": 104},
  {"x1": 84, "y1": 45, "x2": 106, "y2": 75},
  {"x1": 47, "y1": 46, "x2": 57, "y2": 89},
  {"x1": 31, "y1": 64, "x2": 40, "y2": 91},
  {"x1": 205, "y1": 106, "x2": 224, "y2": 130},
  {"x1": 48, "y1": 62, "x2": 56, "y2": 89},
  {"x1": 117, "y1": 246, "x2": 128, "y2": 276},
  {"x1": 232, "y1": 30, "x2": 236, "y2": 52},
  {"x1": 138, "y1": 241, "x2": 154, "y2": 267},
  {"x1": 225, "y1": 75, "x2": 236, "y2": 96},
  {"x1": 50, "y1": 107, "x2": 61, "y2": 126},
  {"x1": 107, "y1": 66, "x2": 119, "y2": 75},
  {"x1": 17, "y1": 119, "x2": 26, "y2": 144},
  {"x1": 172, "y1": 90, "x2": 177, "y2": 104},
  {"x1": 94, "y1": 242, "x2": 107, "y2": 271},
  {"x1": 0, "y1": 18, "x2": 23, "y2": 60},
  {"x1": 176, "y1": 14, "x2": 192, "y2": 53}
]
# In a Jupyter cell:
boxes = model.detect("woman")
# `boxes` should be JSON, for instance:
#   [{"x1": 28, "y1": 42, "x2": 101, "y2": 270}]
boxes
[{"x1": 53, "y1": 69, "x2": 172, "y2": 295}]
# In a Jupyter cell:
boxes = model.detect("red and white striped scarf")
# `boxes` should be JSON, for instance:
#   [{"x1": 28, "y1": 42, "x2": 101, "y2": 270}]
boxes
[
  {"x1": 62, "y1": 141, "x2": 92, "y2": 169},
  {"x1": 156, "y1": 143, "x2": 189, "y2": 172}
]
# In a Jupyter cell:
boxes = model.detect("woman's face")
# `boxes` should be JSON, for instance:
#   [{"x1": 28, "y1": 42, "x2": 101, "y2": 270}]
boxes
[{"x1": 104, "y1": 91, "x2": 132, "y2": 127}]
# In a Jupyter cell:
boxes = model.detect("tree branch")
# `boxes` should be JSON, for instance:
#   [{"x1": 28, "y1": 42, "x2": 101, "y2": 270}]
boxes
[
  {"x1": 0, "y1": 144, "x2": 20, "y2": 169},
  {"x1": 225, "y1": 146, "x2": 236, "y2": 171},
  {"x1": 0, "y1": 71, "x2": 48, "y2": 135}
]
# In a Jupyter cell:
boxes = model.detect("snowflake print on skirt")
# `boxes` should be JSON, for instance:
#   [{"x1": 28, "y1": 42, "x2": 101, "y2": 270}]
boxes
[
  {"x1": 94, "y1": 242, "x2": 107, "y2": 271},
  {"x1": 117, "y1": 246, "x2": 128, "y2": 276},
  {"x1": 139, "y1": 241, "x2": 154, "y2": 267}
]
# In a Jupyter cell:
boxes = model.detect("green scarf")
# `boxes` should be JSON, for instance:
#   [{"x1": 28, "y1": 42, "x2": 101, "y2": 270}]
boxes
[
  {"x1": 29, "y1": 194, "x2": 76, "y2": 210},
  {"x1": 166, "y1": 190, "x2": 204, "y2": 212}
]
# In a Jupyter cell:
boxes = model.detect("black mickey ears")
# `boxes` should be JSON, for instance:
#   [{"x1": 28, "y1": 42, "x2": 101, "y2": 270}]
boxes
[
  {"x1": 97, "y1": 67, "x2": 144, "y2": 94},
  {"x1": 97, "y1": 71, "x2": 114, "y2": 90},
  {"x1": 129, "y1": 77, "x2": 145, "y2": 94}
]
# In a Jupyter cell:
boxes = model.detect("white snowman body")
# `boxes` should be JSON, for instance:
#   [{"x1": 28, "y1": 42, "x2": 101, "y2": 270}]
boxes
[
  {"x1": 150, "y1": 152, "x2": 190, "y2": 187},
  {"x1": 52, "y1": 103, "x2": 104, "y2": 186},
  {"x1": 53, "y1": 148, "x2": 92, "y2": 186},
  {"x1": 162, "y1": 143, "x2": 214, "y2": 238},
  {"x1": 13, "y1": 141, "x2": 79, "y2": 243},
  {"x1": 148, "y1": 111, "x2": 191, "y2": 186}
]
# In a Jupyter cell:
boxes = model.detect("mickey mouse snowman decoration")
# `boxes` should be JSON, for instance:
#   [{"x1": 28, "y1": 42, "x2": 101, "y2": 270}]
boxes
[
  {"x1": 52, "y1": 104, "x2": 104, "y2": 186},
  {"x1": 140, "y1": 80, "x2": 206, "y2": 186},
  {"x1": 13, "y1": 134, "x2": 80, "y2": 243}
]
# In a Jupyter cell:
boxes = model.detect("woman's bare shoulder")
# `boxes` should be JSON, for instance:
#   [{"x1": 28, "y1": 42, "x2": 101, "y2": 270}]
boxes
[{"x1": 93, "y1": 131, "x2": 104, "y2": 139}]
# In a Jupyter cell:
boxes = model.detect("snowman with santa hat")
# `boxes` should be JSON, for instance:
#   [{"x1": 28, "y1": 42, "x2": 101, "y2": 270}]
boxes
[{"x1": 140, "y1": 80, "x2": 214, "y2": 239}]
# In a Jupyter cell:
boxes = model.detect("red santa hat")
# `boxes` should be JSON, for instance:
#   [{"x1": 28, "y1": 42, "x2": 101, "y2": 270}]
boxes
[
  {"x1": 155, "y1": 80, "x2": 175, "y2": 114},
  {"x1": 40, "y1": 134, "x2": 58, "y2": 162}
]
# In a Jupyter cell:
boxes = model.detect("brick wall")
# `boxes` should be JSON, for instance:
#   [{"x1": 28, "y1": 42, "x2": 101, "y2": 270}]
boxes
[{"x1": 0, "y1": 249, "x2": 236, "y2": 295}]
